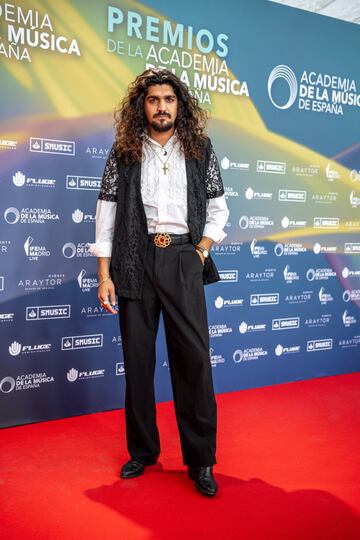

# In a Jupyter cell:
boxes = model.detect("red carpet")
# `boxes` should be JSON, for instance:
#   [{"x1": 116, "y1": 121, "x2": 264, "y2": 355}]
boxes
[{"x1": 1, "y1": 373, "x2": 360, "y2": 540}]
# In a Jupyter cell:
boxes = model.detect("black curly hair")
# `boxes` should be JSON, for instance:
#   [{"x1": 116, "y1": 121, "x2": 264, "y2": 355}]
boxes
[{"x1": 114, "y1": 68, "x2": 208, "y2": 163}]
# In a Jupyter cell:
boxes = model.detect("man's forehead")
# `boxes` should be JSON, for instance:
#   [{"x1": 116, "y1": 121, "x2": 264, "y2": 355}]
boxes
[{"x1": 146, "y1": 84, "x2": 176, "y2": 97}]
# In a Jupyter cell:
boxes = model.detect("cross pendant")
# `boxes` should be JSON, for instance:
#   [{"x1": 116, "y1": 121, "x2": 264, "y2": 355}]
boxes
[{"x1": 162, "y1": 163, "x2": 168, "y2": 174}]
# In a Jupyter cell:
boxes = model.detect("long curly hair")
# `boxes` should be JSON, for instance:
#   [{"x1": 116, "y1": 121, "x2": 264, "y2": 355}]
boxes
[{"x1": 114, "y1": 69, "x2": 208, "y2": 163}]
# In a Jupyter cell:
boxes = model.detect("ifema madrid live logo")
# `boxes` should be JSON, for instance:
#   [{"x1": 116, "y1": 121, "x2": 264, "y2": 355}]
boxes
[{"x1": 267, "y1": 64, "x2": 360, "y2": 115}]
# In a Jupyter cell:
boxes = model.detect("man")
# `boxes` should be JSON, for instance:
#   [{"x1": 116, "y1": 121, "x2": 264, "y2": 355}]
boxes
[{"x1": 89, "y1": 68, "x2": 229, "y2": 497}]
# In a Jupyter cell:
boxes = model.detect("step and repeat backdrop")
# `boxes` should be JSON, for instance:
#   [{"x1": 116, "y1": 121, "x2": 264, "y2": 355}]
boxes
[{"x1": 0, "y1": 0, "x2": 359, "y2": 427}]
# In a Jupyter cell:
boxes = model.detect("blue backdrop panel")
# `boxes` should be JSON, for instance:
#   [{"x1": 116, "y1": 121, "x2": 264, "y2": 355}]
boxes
[{"x1": 0, "y1": 0, "x2": 359, "y2": 427}]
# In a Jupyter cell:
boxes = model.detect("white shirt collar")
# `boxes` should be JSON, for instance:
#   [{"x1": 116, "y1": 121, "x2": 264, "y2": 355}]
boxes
[{"x1": 146, "y1": 132, "x2": 178, "y2": 150}]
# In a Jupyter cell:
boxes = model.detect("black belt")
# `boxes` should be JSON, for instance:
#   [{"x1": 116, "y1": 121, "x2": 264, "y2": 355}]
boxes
[{"x1": 148, "y1": 233, "x2": 191, "y2": 248}]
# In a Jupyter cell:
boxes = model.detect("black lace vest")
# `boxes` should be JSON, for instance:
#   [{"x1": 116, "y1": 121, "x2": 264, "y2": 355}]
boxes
[{"x1": 101, "y1": 138, "x2": 224, "y2": 299}]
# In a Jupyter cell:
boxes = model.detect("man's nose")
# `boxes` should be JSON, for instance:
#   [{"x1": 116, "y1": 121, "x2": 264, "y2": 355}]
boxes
[{"x1": 157, "y1": 100, "x2": 168, "y2": 112}]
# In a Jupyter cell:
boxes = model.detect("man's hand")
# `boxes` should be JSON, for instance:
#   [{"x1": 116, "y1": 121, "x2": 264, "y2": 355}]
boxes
[
  {"x1": 98, "y1": 278, "x2": 118, "y2": 314},
  {"x1": 195, "y1": 236, "x2": 213, "y2": 266},
  {"x1": 195, "y1": 249, "x2": 205, "y2": 265}
]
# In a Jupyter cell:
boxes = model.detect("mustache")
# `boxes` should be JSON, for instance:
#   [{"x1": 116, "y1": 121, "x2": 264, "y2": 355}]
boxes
[{"x1": 154, "y1": 113, "x2": 171, "y2": 118}]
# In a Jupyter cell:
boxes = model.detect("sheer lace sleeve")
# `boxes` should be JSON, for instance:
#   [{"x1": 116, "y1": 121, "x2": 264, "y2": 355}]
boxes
[
  {"x1": 98, "y1": 144, "x2": 119, "y2": 202},
  {"x1": 205, "y1": 140, "x2": 225, "y2": 199}
]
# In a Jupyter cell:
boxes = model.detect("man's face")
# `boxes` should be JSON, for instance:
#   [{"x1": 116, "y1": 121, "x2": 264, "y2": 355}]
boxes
[{"x1": 144, "y1": 84, "x2": 178, "y2": 133}]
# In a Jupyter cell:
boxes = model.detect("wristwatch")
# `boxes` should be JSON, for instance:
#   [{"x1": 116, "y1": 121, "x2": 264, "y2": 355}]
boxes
[{"x1": 195, "y1": 245, "x2": 209, "y2": 259}]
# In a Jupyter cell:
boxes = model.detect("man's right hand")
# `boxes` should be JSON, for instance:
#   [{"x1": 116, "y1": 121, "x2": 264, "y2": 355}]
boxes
[{"x1": 98, "y1": 278, "x2": 118, "y2": 314}]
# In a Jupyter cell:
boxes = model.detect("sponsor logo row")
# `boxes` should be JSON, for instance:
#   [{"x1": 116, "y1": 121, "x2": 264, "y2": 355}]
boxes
[
  {"x1": 6, "y1": 335, "x2": 119, "y2": 356},
  {"x1": 221, "y1": 157, "x2": 357, "y2": 183},
  {"x1": 0, "y1": 363, "x2": 126, "y2": 394},
  {"x1": 219, "y1": 266, "x2": 360, "y2": 282},
  {"x1": 0, "y1": 239, "x2": 95, "y2": 261},
  {"x1": 3, "y1": 159, "x2": 360, "y2": 193},
  {"x1": 1, "y1": 139, "x2": 108, "y2": 160},
  {"x1": 3, "y1": 207, "x2": 95, "y2": 225},
  {"x1": 2, "y1": 333, "x2": 359, "y2": 394},
  {"x1": 4, "y1": 300, "x2": 359, "y2": 359},
  {"x1": 9, "y1": 170, "x2": 102, "y2": 190},
  {"x1": 4, "y1": 209, "x2": 360, "y2": 237},
  {"x1": 3, "y1": 240, "x2": 359, "y2": 259},
  {"x1": 238, "y1": 215, "x2": 359, "y2": 230},
  {"x1": 213, "y1": 241, "x2": 360, "y2": 257},
  {"x1": 1, "y1": 281, "x2": 358, "y2": 322},
  {"x1": 2, "y1": 273, "x2": 360, "y2": 308},
  {"x1": 241, "y1": 188, "x2": 360, "y2": 209}
]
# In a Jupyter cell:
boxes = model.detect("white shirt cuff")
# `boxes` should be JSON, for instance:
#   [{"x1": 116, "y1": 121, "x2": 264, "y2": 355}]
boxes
[
  {"x1": 87, "y1": 241, "x2": 113, "y2": 258},
  {"x1": 203, "y1": 223, "x2": 227, "y2": 243},
  {"x1": 203, "y1": 195, "x2": 229, "y2": 243},
  {"x1": 87, "y1": 199, "x2": 116, "y2": 258}
]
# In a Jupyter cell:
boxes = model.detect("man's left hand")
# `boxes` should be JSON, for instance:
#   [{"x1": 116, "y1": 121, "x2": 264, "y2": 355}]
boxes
[{"x1": 195, "y1": 249, "x2": 205, "y2": 266}]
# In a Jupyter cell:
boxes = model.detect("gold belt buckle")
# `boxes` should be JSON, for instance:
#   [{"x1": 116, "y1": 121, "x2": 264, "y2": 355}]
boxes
[{"x1": 154, "y1": 232, "x2": 172, "y2": 248}]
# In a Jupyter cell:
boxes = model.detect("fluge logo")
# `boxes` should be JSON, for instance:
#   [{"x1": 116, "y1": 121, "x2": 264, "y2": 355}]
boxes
[
  {"x1": 9, "y1": 341, "x2": 22, "y2": 356},
  {"x1": 67, "y1": 368, "x2": 78, "y2": 382},
  {"x1": 268, "y1": 65, "x2": 298, "y2": 110},
  {"x1": 13, "y1": 171, "x2": 26, "y2": 186},
  {"x1": 221, "y1": 157, "x2": 230, "y2": 170},
  {"x1": 72, "y1": 209, "x2": 84, "y2": 223}
]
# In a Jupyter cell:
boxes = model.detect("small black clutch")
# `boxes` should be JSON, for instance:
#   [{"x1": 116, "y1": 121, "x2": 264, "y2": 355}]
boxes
[{"x1": 202, "y1": 254, "x2": 220, "y2": 285}]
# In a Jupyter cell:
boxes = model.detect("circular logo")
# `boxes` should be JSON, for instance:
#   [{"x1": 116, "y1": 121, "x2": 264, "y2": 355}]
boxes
[
  {"x1": 239, "y1": 216, "x2": 249, "y2": 229},
  {"x1": 342, "y1": 267, "x2": 349, "y2": 279},
  {"x1": 4, "y1": 207, "x2": 20, "y2": 224},
  {"x1": 233, "y1": 349, "x2": 243, "y2": 363},
  {"x1": 245, "y1": 187, "x2": 254, "y2": 200},
  {"x1": 274, "y1": 243, "x2": 284, "y2": 257},
  {"x1": 275, "y1": 344, "x2": 283, "y2": 357},
  {"x1": 62, "y1": 242, "x2": 76, "y2": 258},
  {"x1": 0, "y1": 376, "x2": 16, "y2": 393},
  {"x1": 268, "y1": 65, "x2": 298, "y2": 110},
  {"x1": 313, "y1": 243, "x2": 321, "y2": 255},
  {"x1": 306, "y1": 268, "x2": 315, "y2": 282},
  {"x1": 343, "y1": 290, "x2": 351, "y2": 302}
]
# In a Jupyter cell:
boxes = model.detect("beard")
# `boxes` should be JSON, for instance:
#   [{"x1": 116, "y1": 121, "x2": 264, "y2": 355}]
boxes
[{"x1": 150, "y1": 117, "x2": 175, "y2": 133}]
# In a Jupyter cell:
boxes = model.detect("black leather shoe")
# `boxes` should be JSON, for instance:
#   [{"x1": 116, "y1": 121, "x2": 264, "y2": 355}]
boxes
[
  {"x1": 187, "y1": 466, "x2": 218, "y2": 496},
  {"x1": 120, "y1": 458, "x2": 157, "y2": 479},
  {"x1": 120, "y1": 459, "x2": 145, "y2": 479}
]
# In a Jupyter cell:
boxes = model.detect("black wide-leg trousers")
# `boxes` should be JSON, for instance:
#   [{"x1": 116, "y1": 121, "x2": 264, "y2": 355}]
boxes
[{"x1": 118, "y1": 239, "x2": 217, "y2": 467}]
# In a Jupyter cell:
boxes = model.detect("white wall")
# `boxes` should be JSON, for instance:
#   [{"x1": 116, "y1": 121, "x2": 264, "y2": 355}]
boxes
[{"x1": 268, "y1": 0, "x2": 360, "y2": 24}]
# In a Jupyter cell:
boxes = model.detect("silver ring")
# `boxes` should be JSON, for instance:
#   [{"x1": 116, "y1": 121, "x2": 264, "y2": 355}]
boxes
[{"x1": 103, "y1": 301, "x2": 109, "y2": 305}]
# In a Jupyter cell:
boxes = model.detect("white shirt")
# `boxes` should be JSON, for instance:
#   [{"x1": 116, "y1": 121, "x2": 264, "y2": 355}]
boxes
[{"x1": 88, "y1": 134, "x2": 229, "y2": 257}]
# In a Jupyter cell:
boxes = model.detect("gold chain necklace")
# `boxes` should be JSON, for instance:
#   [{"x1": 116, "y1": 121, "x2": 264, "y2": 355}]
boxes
[{"x1": 146, "y1": 139, "x2": 176, "y2": 175}]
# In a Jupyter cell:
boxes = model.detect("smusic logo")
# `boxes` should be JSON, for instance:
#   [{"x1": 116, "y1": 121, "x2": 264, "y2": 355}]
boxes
[
  {"x1": 250, "y1": 293, "x2": 279, "y2": 306},
  {"x1": 61, "y1": 334, "x2": 103, "y2": 350},
  {"x1": 307, "y1": 339, "x2": 333, "y2": 352},
  {"x1": 30, "y1": 138, "x2": 75, "y2": 156},
  {"x1": 219, "y1": 270, "x2": 238, "y2": 282},
  {"x1": 272, "y1": 317, "x2": 300, "y2": 331},
  {"x1": 26, "y1": 305, "x2": 71, "y2": 321},
  {"x1": 66, "y1": 176, "x2": 101, "y2": 190}
]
